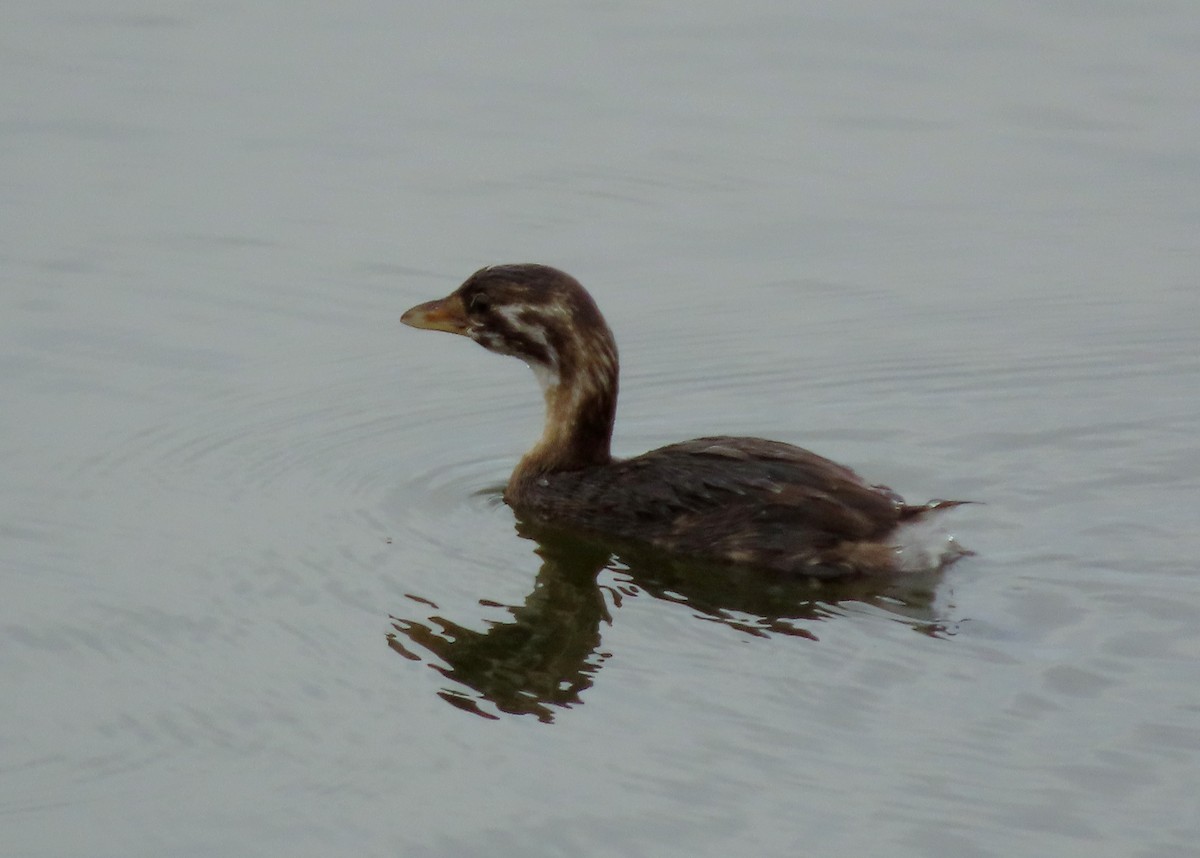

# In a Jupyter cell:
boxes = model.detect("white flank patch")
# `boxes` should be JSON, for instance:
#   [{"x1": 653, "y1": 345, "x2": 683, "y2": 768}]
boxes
[{"x1": 891, "y1": 516, "x2": 972, "y2": 573}]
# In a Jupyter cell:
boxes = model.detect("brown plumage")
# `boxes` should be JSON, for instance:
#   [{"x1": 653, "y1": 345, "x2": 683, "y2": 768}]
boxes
[{"x1": 402, "y1": 264, "x2": 968, "y2": 577}]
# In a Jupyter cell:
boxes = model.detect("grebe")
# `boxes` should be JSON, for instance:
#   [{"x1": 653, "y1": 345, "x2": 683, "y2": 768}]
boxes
[{"x1": 402, "y1": 264, "x2": 967, "y2": 577}]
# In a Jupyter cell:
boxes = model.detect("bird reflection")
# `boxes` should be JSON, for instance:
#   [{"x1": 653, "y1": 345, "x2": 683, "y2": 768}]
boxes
[
  {"x1": 389, "y1": 531, "x2": 612, "y2": 723},
  {"x1": 388, "y1": 520, "x2": 952, "y2": 723}
]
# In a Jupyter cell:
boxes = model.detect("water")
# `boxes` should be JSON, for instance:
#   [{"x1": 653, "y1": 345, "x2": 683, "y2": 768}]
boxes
[{"x1": 3, "y1": 2, "x2": 1199, "y2": 856}]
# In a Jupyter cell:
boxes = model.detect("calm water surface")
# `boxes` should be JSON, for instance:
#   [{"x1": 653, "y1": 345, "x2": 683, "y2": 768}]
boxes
[{"x1": 3, "y1": 2, "x2": 1199, "y2": 856}]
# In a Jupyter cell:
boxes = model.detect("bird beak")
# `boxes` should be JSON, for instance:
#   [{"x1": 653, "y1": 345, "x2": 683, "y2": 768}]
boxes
[{"x1": 400, "y1": 294, "x2": 469, "y2": 335}]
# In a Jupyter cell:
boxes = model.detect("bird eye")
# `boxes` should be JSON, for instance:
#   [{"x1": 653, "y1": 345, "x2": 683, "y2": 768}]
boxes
[{"x1": 468, "y1": 293, "x2": 490, "y2": 313}]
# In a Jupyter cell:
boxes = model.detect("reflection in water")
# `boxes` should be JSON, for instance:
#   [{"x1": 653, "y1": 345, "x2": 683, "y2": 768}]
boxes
[
  {"x1": 389, "y1": 520, "x2": 952, "y2": 723},
  {"x1": 389, "y1": 533, "x2": 612, "y2": 723}
]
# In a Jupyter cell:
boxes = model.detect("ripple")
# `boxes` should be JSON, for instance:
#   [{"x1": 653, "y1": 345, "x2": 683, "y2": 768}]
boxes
[
  {"x1": 385, "y1": 453, "x2": 515, "y2": 563},
  {"x1": 64, "y1": 345, "x2": 529, "y2": 501}
]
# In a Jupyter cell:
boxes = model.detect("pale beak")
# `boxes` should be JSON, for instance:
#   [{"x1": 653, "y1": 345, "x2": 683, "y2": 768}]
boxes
[{"x1": 400, "y1": 293, "x2": 469, "y2": 335}]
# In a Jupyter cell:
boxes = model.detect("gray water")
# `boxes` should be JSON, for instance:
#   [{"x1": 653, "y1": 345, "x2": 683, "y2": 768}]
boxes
[{"x1": 4, "y1": 2, "x2": 1200, "y2": 856}]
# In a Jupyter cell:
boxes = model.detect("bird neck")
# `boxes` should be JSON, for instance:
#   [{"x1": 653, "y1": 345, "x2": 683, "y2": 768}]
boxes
[{"x1": 511, "y1": 348, "x2": 618, "y2": 487}]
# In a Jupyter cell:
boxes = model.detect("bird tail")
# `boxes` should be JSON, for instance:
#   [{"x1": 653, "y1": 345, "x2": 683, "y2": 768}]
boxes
[{"x1": 898, "y1": 499, "x2": 975, "y2": 521}]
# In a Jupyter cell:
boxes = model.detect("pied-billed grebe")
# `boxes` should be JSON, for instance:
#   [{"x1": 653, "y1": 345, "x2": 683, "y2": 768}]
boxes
[{"x1": 402, "y1": 264, "x2": 968, "y2": 577}]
